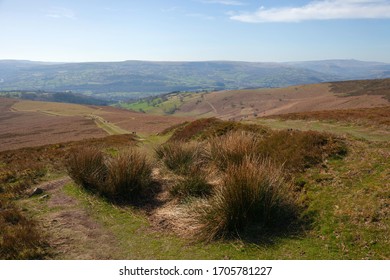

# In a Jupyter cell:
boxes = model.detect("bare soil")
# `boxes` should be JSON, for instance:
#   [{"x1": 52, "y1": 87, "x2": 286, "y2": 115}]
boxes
[{"x1": 32, "y1": 178, "x2": 122, "y2": 259}]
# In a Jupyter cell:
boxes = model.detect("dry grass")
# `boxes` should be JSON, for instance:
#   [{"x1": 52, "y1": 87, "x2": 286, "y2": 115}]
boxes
[
  {"x1": 193, "y1": 158, "x2": 302, "y2": 241},
  {"x1": 206, "y1": 128, "x2": 346, "y2": 174},
  {"x1": 66, "y1": 147, "x2": 153, "y2": 202},
  {"x1": 208, "y1": 131, "x2": 260, "y2": 171},
  {"x1": 155, "y1": 141, "x2": 207, "y2": 176},
  {"x1": 106, "y1": 150, "x2": 153, "y2": 200},
  {"x1": 330, "y1": 78, "x2": 390, "y2": 101},
  {"x1": 65, "y1": 147, "x2": 108, "y2": 192},
  {"x1": 255, "y1": 130, "x2": 347, "y2": 174}
]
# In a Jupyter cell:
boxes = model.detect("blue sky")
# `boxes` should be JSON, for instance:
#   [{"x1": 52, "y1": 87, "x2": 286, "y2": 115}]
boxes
[{"x1": 1, "y1": 0, "x2": 390, "y2": 62}]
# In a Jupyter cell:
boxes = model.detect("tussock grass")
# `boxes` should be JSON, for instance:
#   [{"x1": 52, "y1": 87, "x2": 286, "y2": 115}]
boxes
[
  {"x1": 66, "y1": 147, "x2": 107, "y2": 191},
  {"x1": 194, "y1": 158, "x2": 302, "y2": 241},
  {"x1": 105, "y1": 150, "x2": 152, "y2": 200},
  {"x1": 66, "y1": 148, "x2": 153, "y2": 202},
  {"x1": 155, "y1": 141, "x2": 206, "y2": 175},
  {"x1": 208, "y1": 131, "x2": 260, "y2": 171},
  {"x1": 208, "y1": 129, "x2": 346, "y2": 174}
]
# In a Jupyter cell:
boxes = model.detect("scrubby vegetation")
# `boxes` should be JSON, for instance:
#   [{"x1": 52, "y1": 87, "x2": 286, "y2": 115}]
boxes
[
  {"x1": 0, "y1": 159, "x2": 48, "y2": 259},
  {"x1": 0, "y1": 199, "x2": 46, "y2": 259}
]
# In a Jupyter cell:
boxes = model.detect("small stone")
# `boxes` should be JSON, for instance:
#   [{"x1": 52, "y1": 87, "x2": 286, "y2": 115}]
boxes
[
  {"x1": 29, "y1": 187, "x2": 44, "y2": 197},
  {"x1": 39, "y1": 194, "x2": 49, "y2": 200}
]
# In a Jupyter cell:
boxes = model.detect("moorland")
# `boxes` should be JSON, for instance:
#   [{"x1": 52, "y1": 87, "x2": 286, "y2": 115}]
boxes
[{"x1": 0, "y1": 74, "x2": 389, "y2": 260}]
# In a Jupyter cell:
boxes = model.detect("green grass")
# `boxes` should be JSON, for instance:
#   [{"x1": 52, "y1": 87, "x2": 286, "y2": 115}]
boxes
[
  {"x1": 14, "y1": 137, "x2": 388, "y2": 260},
  {"x1": 63, "y1": 138, "x2": 390, "y2": 260},
  {"x1": 94, "y1": 118, "x2": 129, "y2": 135},
  {"x1": 119, "y1": 92, "x2": 198, "y2": 115}
]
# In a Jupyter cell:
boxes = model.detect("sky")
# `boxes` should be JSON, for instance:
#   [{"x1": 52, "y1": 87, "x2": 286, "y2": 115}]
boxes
[{"x1": 1, "y1": 0, "x2": 390, "y2": 63}]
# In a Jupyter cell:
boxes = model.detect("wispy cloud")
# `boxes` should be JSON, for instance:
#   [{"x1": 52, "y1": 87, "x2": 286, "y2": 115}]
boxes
[
  {"x1": 230, "y1": 0, "x2": 390, "y2": 23},
  {"x1": 46, "y1": 7, "x2": 75, "y2": 19},
  {"x1": 186, "y1": 13, "x2": 215, "y2": 20},
  {"x1": 201, "y1": 0, "x2": 245, "y2": 6},
  {"x1": 161, "y1": 6, "x2": 181, "y2": 13}
]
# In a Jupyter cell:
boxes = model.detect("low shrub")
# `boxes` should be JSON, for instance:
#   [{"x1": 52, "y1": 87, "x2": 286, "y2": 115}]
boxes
[{"x1": 195, "y1": 158, "x2": 301, "y2": 241}]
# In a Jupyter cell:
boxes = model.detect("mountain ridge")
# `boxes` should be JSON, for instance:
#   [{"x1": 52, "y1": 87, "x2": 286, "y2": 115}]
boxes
[{"x1": 1, "y1": 59, "x2": 390, "y2": 101}]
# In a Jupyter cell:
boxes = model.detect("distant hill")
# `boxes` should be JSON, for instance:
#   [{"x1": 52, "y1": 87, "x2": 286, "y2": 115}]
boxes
[
  {"x1": 121, "y1": 78, "x2": 390, "y2": 120},
  {"x1": 0, "y1": 90, "x2": 108, "y2": 106},
  {"x1": 285, "y1": 59, "x2": 390, "y2": 80},
  {"x1": 1, "y1": 59, "x2": 389, "y2": 101}
]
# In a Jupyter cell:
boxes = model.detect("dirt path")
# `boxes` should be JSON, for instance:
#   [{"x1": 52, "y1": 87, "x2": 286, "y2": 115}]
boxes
[{"x1": 29, "y1": 177, "x2": 121, "y2": 259}]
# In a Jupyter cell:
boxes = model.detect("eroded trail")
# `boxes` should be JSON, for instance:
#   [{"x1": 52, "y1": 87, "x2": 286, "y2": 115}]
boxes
[{"x1": 27, "y1": 177, "x2": 121, "y2": 259}]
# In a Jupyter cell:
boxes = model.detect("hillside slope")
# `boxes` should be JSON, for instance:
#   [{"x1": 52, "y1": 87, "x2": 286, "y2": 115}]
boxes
[{"x1": 124, "y1": 79, "x2": 390, "y2": 120}]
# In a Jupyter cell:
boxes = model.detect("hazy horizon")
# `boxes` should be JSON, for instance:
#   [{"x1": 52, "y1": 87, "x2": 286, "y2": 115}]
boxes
[
  {"x1": 1, "y1": 0, "x2": 390, "y2": 63},
  {"x1": 2, "y1": 58, "x2": 390, "y2": 64}
]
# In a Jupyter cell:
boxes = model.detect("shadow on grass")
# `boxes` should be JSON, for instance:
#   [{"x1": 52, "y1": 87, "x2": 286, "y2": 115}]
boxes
[{"x1": 231, "y1": 214, "x2": 315, "y2": 246}]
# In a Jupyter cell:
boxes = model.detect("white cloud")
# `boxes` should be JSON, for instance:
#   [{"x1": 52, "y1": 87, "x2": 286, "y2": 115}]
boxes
[
  {"x1": 46, "y1": 7, "x2": 75, "y2": 19},
  {"x1": 201, "y1": 0, "x2": 245, "y2": 6},
  {"x1": 230, "y1": 0, "x2": 390, "y2": 23}
]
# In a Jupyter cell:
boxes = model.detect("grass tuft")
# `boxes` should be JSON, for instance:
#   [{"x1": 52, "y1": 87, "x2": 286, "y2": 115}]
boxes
[
  {"x1": 65, "y1": 147, "x2": 107, "y2": 192},
  {"x1": 194, "y1": 157, "x2": 302, "y2": 241},
  {"x1": 105, "y1": 150, "x2": 153, "y2": 200},
  {"x1": 155, "y1": 141, "x2": 206, "y2": 176},
  {"x1": 208, "y1": 130, "x2": 260, "y2": 171},
  {"x1": 66, "y1": 148, "x2": 153, "y2": 202}
]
